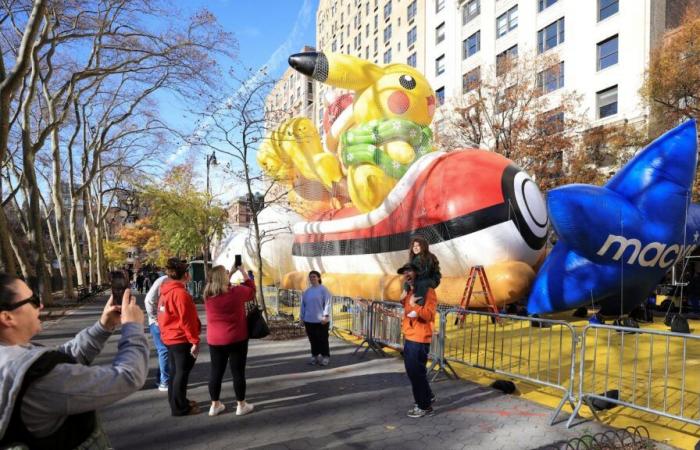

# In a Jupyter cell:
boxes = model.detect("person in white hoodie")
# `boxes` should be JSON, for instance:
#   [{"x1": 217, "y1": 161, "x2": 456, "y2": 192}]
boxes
[
  {"x1": 0, "y1": 272, "x2": 148, "y2": 449},
  {"x1": 145, "y1": 273, "x2": 170, "y2": 391}
]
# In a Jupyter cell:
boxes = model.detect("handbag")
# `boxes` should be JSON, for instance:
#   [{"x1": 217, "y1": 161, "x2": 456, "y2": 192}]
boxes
[{"x1": 247, "y1": 305, "x2": 270, "y2": 339}]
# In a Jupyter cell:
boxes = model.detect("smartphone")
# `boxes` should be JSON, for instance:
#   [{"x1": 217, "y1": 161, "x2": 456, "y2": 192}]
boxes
[
  {"x1": 110, "y1": 271, "x2": 128, "y2": 306},
  {"x1": 234, "y1": 254, "x2": 242, "y2": 268},
  {"x1": 248, "y1": 270, "x2": 254, "y2": 281}
]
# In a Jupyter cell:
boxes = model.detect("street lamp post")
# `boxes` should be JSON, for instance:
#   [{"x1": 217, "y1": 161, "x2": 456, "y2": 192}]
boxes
[{"x1": 204, "y1": 151, "x2": 218, "y2": 282}]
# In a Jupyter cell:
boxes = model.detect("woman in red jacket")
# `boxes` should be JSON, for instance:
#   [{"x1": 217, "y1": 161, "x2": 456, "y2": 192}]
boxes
[
  {"x1": 157, "y1": 258, "x2": 201, "y2": 416},
  {"x1": 204, "y1": 264, "x2": 256, "y2": 417}
]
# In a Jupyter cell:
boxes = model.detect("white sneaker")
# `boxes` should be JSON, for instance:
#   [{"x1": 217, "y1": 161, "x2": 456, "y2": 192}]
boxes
[
  {"x1": 157, "y1": 383, "x2": 168, "y2": 392},
  {"x1": 208, "y1": 403, "x2": 226, "y2": 417},
  {"x1": 319, "y1": 356, "x2": 330, "y2": 366},
  {"x1": 308, "y1": 356, "x2": 318, "y2": 365},
  {"x1": 236, "y1": 402, "x2": 254, "y2": 416}
]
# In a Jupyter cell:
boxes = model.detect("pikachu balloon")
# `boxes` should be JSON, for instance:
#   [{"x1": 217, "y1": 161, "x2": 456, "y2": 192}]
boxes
[{"x1": 258, "y1": 51, "x2": 437, "y2": 215}]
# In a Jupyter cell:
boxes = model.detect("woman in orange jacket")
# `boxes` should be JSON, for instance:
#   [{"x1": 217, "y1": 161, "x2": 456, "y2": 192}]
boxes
[
  {"x1": 398, "y1": 262, "x2": 437, "y2": 418},
  {"x1": 158, "y1": 258, "x2": 201, "y2": 416}
]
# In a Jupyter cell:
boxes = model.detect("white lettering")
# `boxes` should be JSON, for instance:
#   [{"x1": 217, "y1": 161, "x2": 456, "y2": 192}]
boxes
[
  {"x1": 660, "y1": 245, "x2": 680, "y2": 269},
  {"x1": 638, "y1": 242, "x2": 665, "y2": 267},
  {"x1": 597, "y1": 234, "x2": 696, "y2": 269},
  {"x1": 596, "y1": 235, "x2": 642, "y2": 264}
]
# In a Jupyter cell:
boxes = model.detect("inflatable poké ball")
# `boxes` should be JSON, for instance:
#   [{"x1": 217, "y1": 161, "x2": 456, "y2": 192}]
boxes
[{"x1": 286, "y1": 149, "x2": 549, "y2": 306}]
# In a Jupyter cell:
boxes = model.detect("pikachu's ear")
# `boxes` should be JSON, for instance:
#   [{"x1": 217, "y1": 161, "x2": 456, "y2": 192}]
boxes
[{"x1": 289, "y1": 52, "x2": 384, "y2": 91}]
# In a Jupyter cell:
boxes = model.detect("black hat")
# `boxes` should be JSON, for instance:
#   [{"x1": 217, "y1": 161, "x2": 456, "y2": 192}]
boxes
[{"x1": 397, "y1": 262, "x2": 419, "y2": 274}]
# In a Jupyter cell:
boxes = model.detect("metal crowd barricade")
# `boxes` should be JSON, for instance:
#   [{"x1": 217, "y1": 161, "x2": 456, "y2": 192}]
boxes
[
  {"x1": 262, "y1": 286, "x2": 280, "y2": 316},
  {"x1": 329, "y1": 296, "x2": 376, "y2": 355},
  {"x1": 441, "y1": 308, "x2": 577, "y2": 425},
  {"x1": 569, "y1": 323, "x2": 700, "y2": 429},
  {"x1": 369, "y1": 301, "x2": 405, "y2": 353},
  {"x1": 277, "y1": 289, "x2": 301, "y2": 320}
]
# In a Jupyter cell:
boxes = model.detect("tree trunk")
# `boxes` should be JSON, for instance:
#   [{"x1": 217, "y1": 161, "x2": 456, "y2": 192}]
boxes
[
  {"x1": 68, "y1": 197, "x2": 85, "y2": 286},
  {"x1": 23, "y1": 148, "x2": 53, "y2": 305},
  {"x1": 44, "y1": 212, "x2": 60, "y2": 276},
  {"x1": 49, "y1": 111, "x2": 76, "y2": 297},
  {"x1": 0, "y1": 206, "x2": 18, "y2": 274},
  {"x1": 82, "y1": 189, "x2": 96, "y2": 287},
  {"x1": 7, "y1": 225, "x2": 32, "y2": 279},
  {"x1": 251, "y1": 216, "x2": 268, "y2": 320}
]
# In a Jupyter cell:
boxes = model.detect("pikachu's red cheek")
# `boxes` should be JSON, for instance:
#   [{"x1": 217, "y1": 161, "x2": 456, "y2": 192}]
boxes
[{"x1": 387, "y1": 91, "x2": 410, "y2": 114}]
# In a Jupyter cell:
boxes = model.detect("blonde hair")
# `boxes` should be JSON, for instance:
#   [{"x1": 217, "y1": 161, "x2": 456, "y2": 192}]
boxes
[{"x1": 204, "y1": 265, "x2": 229, "y2": 300}]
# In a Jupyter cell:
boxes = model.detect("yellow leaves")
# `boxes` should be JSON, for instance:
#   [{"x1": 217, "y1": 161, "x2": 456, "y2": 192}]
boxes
[
  {"x1": 642, "y1": 9, "x2": 700, "y2": 129},
  {"x1": 103, "y1": 240, "x2": 129, "y2": 267}
]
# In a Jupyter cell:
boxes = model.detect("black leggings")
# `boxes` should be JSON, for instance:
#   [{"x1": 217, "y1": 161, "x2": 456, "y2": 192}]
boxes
[
  {"x1": 304, "y1": 322, "x2": 330, "y2": 357},
  {"x1": 167, "y1": 343, "x2": 196, "y2": 416},
  {"x1": 208, "y1": 340, "x2": 249, "y2": 402}
]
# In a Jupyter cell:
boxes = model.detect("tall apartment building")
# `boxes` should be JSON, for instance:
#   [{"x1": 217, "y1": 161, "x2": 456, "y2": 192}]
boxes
[
  {"x1": 426, "y1": 0, "x2": 699, "y2": 134},
  {"x1": 265, "y1": 45, "x2": 317, "y2": 130},
  {"x1": 314, "y1": 0, "x2": 428, "y2": 130}
]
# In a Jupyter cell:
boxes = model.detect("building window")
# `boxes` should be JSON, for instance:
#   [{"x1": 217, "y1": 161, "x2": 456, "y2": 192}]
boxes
[
  {"x1": 366, "y1": 24, "x2": 370, "y2": 37},
  {"x1": 332, "y1": 40, "x2": 337, "y2": 52},
  {"x1": 536, "y1": 61, "x2": 564, "y2": 94},
  {"x1": 597, "y1": 35, "x2": 618, "y2": 70},
  {"x1": 435, "y1": 54, "x2": 445, "y2": 76},
  {"x1": 599, "y1": 0, "x2": 619, "y2": 21},
  {"x1": 537, "y1": 18, "x2": 565, "y2": 53},
  {"x1": 463, "y1": 66, "x2": 481, "y2": 93},
  {"x1": 496, "y1": 44, "x2": 518, "y2": 75},
  {"x1": 436, "y1": 0, "x2": 445, "y2": 13},
  {"x1": 435, "y1": 23, "x2": 445, "y2": 44},
  {"x1": 366, "y1": 46, "x2": 370, "y2": 59},
  {"x1": 541, "y1": 110, "x2": 565, "y2": 135},
  {"x1": 374, "y1": 37, "x2": 378, "y2": 53},
  {"x1": 463, "y1": 30, "x2": 480, "y2": 59},
  {"x1": 366, "y1": 2, "x2": 370, "y2": 15},
  {"x1": 597, "y1": 85, "x2": 618, "y2": 118},
  {"x1": 408, "y1": 26, "x2": 417, "y2": 47},
  {"x1": 407, "y1": 52, "x2": 417, "y2": 67},
  {"x1": 384, "y1": 24, "x2": 392, "y2": 43},
  {"x1": 463, "y1": 0, "x2": 480, "y2": 25},
  {"x1": 496, "y1": 5, "x2": 518, "y2": 38},
  {"x1": 436, "y1": 86, "x2": 445, "y2": 106},
  {"x1": 374, "y1": 14, "x2": 378, "y2": 30},
  {"x1": 384, "y1": 0, "x2": 392, "y2": 20},
  {"x1": 407, "y1": 0, "x2": 417, "y2": 22},
  {"x1": 384, "y1": 48, "x2": 392, "y2": 64},
  {"x1": 538, "y1": 0, "x2": 558, "y2": 12}
]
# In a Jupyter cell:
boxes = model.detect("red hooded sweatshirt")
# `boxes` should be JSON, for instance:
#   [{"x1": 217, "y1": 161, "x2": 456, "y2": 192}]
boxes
[{"x1": 158, "y1": 279, "x2": 201, "y2": 346}]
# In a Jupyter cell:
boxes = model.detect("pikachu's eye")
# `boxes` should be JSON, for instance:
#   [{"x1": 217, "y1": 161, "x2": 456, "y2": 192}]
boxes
[{"x1": 399, "y1": 74, "x2": 416, "y2": 90}]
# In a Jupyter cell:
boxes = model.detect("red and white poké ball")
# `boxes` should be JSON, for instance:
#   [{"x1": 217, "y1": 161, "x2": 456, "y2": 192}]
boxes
[{"x1": 291, "y1": 149, "x2": 548, "y2": 281}]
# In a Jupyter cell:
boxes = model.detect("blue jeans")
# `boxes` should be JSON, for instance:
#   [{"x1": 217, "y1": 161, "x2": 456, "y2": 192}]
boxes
[
  {"x1": 149, "y1": 323, "x2": 170, "y2": 385},
  {"x1": 403, "y1": 340, "x2": 433, "y2": 410}
]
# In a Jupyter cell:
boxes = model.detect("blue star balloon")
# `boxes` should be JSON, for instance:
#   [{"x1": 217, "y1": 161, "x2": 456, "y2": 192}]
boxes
[{"x1": 528, "y1": 120, "x2": 700, "y2": 315}]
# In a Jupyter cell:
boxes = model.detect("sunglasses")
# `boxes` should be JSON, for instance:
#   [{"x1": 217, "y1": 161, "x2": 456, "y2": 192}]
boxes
[{"x1": 1, "y1": 294, "x2": 41, "y2": 311}]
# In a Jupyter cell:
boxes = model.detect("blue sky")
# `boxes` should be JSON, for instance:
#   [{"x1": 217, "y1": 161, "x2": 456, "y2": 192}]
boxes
[{"x1": 161, "y1": 0, "x2": 319, "y2": 199}]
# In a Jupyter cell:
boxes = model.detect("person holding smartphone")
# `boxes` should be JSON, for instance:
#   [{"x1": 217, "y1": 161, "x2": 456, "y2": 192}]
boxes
[
  {"x1": 0, "y1": 272, "x2": 147, "y2": 449},
  {"x1": 203, "y1": 264, "x2": 256, "y2": 417},
  {"x1": 157, "y1": 258, "x2": 201, "y2": 416}
]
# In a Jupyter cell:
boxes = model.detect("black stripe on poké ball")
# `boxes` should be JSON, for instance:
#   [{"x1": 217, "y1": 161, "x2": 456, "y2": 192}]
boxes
[
  {"x1": 500, "y1": 164, "x2": 548, "y2": 251},
  {"x1": 292, "y1": 203, "x2": 511, "y2": 257}
]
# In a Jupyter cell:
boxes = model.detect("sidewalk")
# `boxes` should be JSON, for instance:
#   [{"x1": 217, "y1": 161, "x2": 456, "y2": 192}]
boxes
[{"x1": 34, "y1": 296, "x2": 631, "y2": 450}]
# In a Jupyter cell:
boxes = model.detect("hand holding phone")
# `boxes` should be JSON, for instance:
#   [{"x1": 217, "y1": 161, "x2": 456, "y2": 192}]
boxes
[{"x1": 110, "y1": 271, "x2": 128, "y2": 307}]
